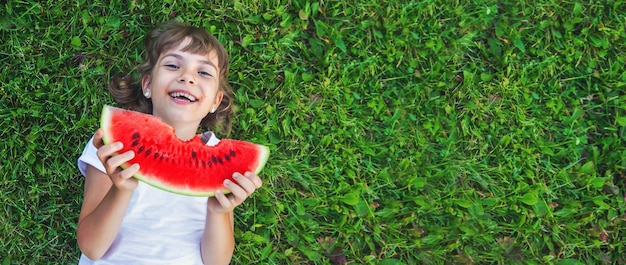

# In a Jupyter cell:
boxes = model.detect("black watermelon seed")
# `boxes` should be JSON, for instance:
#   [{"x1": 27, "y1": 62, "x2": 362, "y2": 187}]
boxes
[
  {"x1": 191, "y1": 151, "x2": 197, "y2": 159},
  {"x1": 217, "y1": 157, "x2": 223, "y2": 164},
  {"x1": 230, "y1": 150, "x2": 236, "y2": 157},
  {"x1": 154, "y1": 152, "x2": 159, "y2": 158},
  {"x1": 145, "y1": 149, "x2": 151, "y2": 156},
  {"x1": 131, "y1": 140, "x2": 139, "y2": 147},
  {"x1": 224, "y1": 155, "x2": 230, "y2": 161},
  {"x1": 132, "y1": 133, "x2": 140, "y2": 139},
  {"x1": 212, "y1": 156, "x2": 217, "y2": 163},
  {"x1": 138, "y1": 146, "x2": 145, "y2": 153}
]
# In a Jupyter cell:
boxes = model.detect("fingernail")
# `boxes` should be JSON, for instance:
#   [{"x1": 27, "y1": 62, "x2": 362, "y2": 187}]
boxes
[
  {"x1": 224, "y1": 179, "x2": 231, "y2": 185},
  {"x1": 232, "y1": 173, "x2": 240, "y2": 179},
  {"x1": 245, "y1": 172, "x2": 253, "y2": 177}
]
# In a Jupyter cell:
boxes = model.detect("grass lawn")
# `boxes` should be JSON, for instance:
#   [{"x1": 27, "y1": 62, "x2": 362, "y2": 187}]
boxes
[{"x1": 1, "y1": 1, "x2": 625, "y2": 264}]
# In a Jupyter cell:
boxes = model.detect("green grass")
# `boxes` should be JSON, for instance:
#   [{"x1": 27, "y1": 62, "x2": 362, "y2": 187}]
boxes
[{"x1": 1, "y1": 0, "x2": 625, "y2": 264}]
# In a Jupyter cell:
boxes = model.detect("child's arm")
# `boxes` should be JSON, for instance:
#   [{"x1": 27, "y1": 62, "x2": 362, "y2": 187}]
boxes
[
  {"x1": 76, "y1": 129, "x2": 139, "y2": 260},
  {"x1": 201, "y1": 172, "x2": 263, "y2": 265}
]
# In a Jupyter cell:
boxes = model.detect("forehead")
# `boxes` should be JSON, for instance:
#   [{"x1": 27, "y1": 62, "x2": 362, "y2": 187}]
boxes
[{"x1": 160, "y1": 38, "x2": 219, "y2": 64}]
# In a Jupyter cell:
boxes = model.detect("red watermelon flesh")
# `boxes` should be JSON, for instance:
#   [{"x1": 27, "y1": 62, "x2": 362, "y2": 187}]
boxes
[{"x1": 100, "y1": 105, "x2": 270, "y2": 197}]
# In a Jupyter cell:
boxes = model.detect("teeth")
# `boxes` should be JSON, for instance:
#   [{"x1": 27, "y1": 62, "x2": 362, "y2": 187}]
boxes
[{"x1": 169, "y1": 92, "x2": 197, "y2": 102}]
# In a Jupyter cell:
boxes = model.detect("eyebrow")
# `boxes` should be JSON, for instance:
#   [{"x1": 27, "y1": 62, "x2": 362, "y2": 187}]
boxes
[{"x1": 161, "y1": 53, "x2": 217, "y2": 70}]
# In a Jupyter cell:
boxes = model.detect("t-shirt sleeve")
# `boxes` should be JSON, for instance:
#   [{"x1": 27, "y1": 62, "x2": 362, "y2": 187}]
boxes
[
  {"x1": 77, "y1": 136, "x2": 105, "y2": 176},
  {"x1": 203, "y1": 131, "x2": 221, "y2": 146}
]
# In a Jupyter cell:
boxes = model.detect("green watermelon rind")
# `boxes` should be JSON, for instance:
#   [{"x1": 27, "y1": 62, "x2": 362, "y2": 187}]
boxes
[{"x1": 100, "y1": 105, "x2": 271, "y2": 197}]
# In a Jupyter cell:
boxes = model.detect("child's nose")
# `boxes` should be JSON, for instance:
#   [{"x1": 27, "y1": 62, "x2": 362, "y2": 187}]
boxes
[
  {"x1": 179, "y1": 77, "x2": 195, "y2": 84},
  {"x1": 178, "y1": 73, "x2": 196, "y2": 84}
]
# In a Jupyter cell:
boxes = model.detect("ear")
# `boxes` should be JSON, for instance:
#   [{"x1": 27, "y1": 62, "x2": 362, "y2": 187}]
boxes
[
  {"x1": 213, "y1": 91, "x2": 224, "y2": 110},
  {"x1": 141, "y1": 75, "x2": 151, "y2": 95}
]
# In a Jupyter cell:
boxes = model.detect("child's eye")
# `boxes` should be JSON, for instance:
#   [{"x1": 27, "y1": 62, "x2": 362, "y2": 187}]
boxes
[
  {"x1": 165, "y1": 64, "x2": 179, "y2": 69},
  {"x1": 198, "y1": 71, "x2": 213, "y2": 77}
]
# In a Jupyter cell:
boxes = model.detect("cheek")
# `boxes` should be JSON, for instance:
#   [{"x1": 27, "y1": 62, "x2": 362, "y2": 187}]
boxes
[{"x1": 152, "y1": 76, "x2": 173, "y2": 90}]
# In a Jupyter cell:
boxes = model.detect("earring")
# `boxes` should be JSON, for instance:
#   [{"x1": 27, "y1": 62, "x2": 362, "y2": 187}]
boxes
[
  {"x1": 211, "y1": 107, "x2": 216, "y2": 113},
  {"x1": 144, "y1": 90, "x2": 150, "y2": 97}
]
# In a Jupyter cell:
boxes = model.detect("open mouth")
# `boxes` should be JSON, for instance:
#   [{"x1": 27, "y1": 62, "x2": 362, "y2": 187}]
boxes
[{"x1": 169, "y1": 91, "x2": 198, "y2": 102}]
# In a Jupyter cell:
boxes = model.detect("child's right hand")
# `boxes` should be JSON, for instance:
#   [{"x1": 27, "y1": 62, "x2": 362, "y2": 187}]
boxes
[{"x1": 92, "y1": 128, "x2": 139, "y2": 192}]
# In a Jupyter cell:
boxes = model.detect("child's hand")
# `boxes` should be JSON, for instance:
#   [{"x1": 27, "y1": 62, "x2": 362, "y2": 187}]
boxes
[
  {"x1": 93, "y1": 128, "x2": 139, "y2": 192},
  {"x1": 207, "y1": 172, "x2": 262, "y2": 214}
]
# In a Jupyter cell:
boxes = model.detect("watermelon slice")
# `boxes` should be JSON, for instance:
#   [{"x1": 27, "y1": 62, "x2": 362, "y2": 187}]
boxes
[{"x1": 100, "y1": 105, "x2": 270, "y2": 197}]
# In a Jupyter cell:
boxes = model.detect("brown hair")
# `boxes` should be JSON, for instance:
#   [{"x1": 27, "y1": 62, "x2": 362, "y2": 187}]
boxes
[{"x1": 109, "y1": 21, "x2": 233, "y2": 135}]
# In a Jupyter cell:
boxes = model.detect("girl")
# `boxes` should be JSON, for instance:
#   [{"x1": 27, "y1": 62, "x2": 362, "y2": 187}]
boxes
[{"x1": 76, "y1": 21, "x2": 262, "y2": 265}]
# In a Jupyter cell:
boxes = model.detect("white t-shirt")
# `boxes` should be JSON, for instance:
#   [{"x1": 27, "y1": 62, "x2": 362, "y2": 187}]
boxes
[{"x1": 77, "y1": 133, "x2": 221, "y2": 265}]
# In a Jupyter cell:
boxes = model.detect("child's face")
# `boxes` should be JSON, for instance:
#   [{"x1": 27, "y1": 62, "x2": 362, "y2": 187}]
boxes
[{"x1": 142, "y1": 38, "x2": 223, "y2": 129}]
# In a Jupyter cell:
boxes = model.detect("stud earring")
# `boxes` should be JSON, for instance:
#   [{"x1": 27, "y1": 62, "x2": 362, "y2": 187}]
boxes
[
  {"x1": 144, "y1": 90, "x2": 150, "y2": 97},
  {"x1": 211, "y1": 107, "x2": 216, "y2": 113}
]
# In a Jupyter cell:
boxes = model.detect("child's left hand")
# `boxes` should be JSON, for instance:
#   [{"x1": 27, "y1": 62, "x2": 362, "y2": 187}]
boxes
[{"x1": 207, "y1": 172, "x2": 262, "y2": 214}]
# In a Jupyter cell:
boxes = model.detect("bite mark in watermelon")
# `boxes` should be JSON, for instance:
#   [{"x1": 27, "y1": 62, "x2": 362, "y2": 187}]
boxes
[{"x1": 100, "y1": 105, "x2": 270, "y2": 197}]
